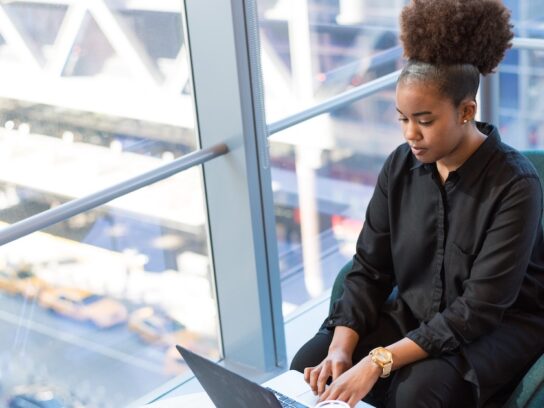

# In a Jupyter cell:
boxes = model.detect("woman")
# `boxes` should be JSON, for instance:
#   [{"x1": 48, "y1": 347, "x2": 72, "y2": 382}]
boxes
[{"x1": 290, "y1": 1, "x2": 544, "y2": 407}]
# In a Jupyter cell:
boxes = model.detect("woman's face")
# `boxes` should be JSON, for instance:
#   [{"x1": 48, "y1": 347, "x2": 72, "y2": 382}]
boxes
[{"x1": 395, "y1": 80, "x2": 468, "y2": 165}]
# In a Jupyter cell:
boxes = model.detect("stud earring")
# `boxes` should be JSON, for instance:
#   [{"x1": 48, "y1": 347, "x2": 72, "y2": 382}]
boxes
[{"x1": 463, "y1": 119, "x2": 468, "y2": 124}]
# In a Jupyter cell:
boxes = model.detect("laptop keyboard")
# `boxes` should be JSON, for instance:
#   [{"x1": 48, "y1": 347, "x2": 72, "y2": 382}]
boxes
[{"x1": 265, "y1": 387, "x2": 309, "y2": 408}]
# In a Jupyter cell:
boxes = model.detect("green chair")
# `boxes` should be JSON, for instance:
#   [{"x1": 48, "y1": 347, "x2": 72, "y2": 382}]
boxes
[
  {"x1": 328, "y1": 150, "x2": 544, "y2": 407},
  {"x1": 502, "y1": 150, "x2": 544, "y2": 407}
]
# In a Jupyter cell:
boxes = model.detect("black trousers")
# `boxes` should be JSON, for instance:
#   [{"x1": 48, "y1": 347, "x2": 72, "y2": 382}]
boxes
[{"x1": 290, "y1": 328, "x2": 475, "y2": 408}]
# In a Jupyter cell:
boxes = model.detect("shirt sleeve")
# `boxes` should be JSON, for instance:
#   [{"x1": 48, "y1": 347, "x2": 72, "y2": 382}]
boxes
[
  {"x1": 324, "y1": 153, "x2": 396, "y2": 336},
  {"x1": 407, "y1": 176, "x2": 543, "y2": 356}
]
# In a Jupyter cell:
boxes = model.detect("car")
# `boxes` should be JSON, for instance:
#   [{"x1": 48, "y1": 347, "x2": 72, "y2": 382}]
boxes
[
  {"x1": 8, "y1": 390, "x2": 63, "y2": 408},
  {"x1": 38, "y1": 287, "x2": 128, "y2": 328},
  {"x1": 128, "y1": 306, "x2": 198, "y2": 347},
  {"x1": 7, "y1": 385, "x2": 85, "y2": 408},
  {"x1": 0, "y1": 269, "x2": 48, "y2": 299}
]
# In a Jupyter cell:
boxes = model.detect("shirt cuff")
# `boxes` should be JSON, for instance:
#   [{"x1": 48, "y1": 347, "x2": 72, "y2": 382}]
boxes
[
  {"x1": 321, "y1": 316, "x2": 362, "y2": 335},
  {"x1": 406, "y1": 315, "x2": 461, "y2": 356}
]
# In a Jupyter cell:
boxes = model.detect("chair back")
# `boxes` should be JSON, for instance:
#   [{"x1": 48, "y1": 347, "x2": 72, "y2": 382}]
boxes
[{"x1": 523, "y1": 150, "x2": 544, "y2": 228}]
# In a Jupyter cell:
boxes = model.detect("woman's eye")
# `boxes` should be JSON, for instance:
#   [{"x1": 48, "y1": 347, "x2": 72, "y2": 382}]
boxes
[
  {"x1": 419, "y1": 120, "x2": 433, "y2": 126},
  {"x1": 398, "y1": 117, "x2": 408, "y2": 123}
]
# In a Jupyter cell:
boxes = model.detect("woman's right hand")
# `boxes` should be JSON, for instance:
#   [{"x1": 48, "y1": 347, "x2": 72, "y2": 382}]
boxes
[{"x1": 304, "y1": 348, "x2": 353, "y2": 396}]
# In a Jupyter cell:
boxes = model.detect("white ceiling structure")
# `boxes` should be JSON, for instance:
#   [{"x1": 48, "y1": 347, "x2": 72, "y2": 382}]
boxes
[
  {"x1": 0, "y1": 0, "x2": 197, "y2": 128},
  {"x1": 0, "y1": 0, "x2": 296, "y2": 128}
]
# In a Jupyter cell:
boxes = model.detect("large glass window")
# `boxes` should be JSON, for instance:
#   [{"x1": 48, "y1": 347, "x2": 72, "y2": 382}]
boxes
[
  {"x1": 0, "y1": 1, "x2": 195, "y2": 225},
  {"x1": 257, "y1": 0, "x2": 405, "y2": 121},
  {"x1": 0, "y1": 176, "x2": 219, "y2": 407},
  {"x1": 498, "y1": 47, "x2": 544, "y2": 150},
  {"x1": 257, "y1": 0, "x2": 405, "y2": 312},
  {"x1": 496, "y1": 1, "x2": 544, "y2": 149},
  {"x1": 0, "y1": 2, "x2": 220, "y2": 406},
  {"x1": 270, "y1": 85, "x2": 400, "y2": 313}
]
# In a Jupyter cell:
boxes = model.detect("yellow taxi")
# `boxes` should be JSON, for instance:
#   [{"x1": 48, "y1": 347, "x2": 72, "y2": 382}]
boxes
[
  {"x1": 0, "y1": 269, "x2": 48, "y2": 299},
  {"x1": 128, "y1": 306, "x2": 198, "y2": 347},
  {"x1": 39, "y1": 287, "x2": 128, "y2": 328}
]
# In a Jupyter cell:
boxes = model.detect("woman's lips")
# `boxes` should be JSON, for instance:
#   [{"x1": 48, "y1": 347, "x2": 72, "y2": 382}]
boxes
[{"x1": 411, "y1": 146, "x2": 427, "y2": 156}]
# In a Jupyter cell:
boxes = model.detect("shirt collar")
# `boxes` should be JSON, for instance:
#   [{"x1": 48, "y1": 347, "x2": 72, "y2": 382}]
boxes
[
  {"x1": 408, "y1": 122, "x2": 500, "y2": 176},
  {"x1": 453, "y1": 122, "x2": 500, "y2": 180}
]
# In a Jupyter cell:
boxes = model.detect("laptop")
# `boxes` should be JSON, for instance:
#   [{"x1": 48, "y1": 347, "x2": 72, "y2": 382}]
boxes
[{"x1": 176, "y1": 345, "x2": 372, "y2": 408}]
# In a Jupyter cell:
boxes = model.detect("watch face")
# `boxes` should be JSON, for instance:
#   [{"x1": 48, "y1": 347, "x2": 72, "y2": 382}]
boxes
[{"x1": 374, "y1": 348, "x2": 391, "y2": 364}]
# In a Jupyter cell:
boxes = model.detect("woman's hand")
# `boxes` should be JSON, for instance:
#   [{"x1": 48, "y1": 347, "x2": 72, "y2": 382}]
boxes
[
  {"x1": 318, "y1": 357, "x2": 382, "y2": 408},
  {"x1": 304, "y1": 348, "x2": 353, "y2": 396}
]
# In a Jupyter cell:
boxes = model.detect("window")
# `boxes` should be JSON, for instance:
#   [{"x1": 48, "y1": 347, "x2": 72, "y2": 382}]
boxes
[{"x1": 0, "y1": 2, "x2": 219, "y2": 406}]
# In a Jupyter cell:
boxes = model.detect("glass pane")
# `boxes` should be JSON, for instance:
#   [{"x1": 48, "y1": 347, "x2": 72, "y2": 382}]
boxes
[
  {"x1": 498, "y1": 48, "x2": 544, "y2": 149},
  {"x1": 504, "y1": 0, "x2": 544, "y2": 37},
  {"x1": 0, "y1": 2, "x2": 195, "y2": 225},
  {"x1": 0, "y1": 174, "x2": 219, "y2": 407},
  {"x1": 257, "y1": 0, "x2": 406, "y2": 121},
  {"x1": 271, "y1": 85, "x2": 401, "y2": 314},
  {"x1": 0, "y1": 2, "x2": 216, "y2": 406},
  {"x1": 2, "y1": 2, "x2": 67, "y2": 65}
]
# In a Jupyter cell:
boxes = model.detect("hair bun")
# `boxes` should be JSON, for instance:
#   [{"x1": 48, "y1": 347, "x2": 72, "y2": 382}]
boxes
[{"x1": 400, "y1": 0, "x2": 514, "y2": 75}]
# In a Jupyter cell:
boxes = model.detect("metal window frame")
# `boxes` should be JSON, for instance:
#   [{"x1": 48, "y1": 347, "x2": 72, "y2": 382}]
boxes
[{"x1": 182, "y1": 0, "x2": 285, "y2": 370}]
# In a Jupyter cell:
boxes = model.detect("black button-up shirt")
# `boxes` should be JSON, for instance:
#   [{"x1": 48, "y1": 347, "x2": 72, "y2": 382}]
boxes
[{"x1": 327, "y1": 123, "x2": 544, "y2": 366}]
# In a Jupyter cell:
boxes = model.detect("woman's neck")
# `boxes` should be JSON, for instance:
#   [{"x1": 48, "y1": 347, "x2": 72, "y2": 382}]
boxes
[{"x1": 436, "y1": 126, "x2": 487, "y2": 183}]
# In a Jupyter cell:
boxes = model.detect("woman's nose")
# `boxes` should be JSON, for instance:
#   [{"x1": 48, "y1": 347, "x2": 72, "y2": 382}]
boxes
[{"x1": 404, "y1": 121, "x2": 422, "y2": 142}]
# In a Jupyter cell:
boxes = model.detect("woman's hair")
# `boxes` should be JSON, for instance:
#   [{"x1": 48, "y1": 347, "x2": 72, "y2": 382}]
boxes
[{"x1": 398, "y1": 0, "x2": 514, "y2": 106}]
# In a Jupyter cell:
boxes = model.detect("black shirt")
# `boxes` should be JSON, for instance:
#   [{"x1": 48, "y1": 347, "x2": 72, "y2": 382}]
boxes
[{"x1": 326, "y1": 122, "x2": 544, "y2": 397}]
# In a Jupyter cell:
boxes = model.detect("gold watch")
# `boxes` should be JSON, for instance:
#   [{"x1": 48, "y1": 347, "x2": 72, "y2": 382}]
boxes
[{"x1": 369, "y1": 347, "x2": 393, "y2": 378}]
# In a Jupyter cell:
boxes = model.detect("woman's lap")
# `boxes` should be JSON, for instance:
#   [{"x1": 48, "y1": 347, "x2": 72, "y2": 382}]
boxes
[{"x1": 290, "y1": 324, "x2": 475, "y2": 408}]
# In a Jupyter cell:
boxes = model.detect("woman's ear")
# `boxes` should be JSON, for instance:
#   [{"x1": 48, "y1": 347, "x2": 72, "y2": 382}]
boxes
[{"x1": 459, "y1": 99, "x2": 477, "y2": 124}]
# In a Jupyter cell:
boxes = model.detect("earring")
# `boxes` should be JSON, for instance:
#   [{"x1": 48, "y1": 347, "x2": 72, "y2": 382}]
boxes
[{"x1": 463, "y1": 119, "x2": 468, "y2": 124}]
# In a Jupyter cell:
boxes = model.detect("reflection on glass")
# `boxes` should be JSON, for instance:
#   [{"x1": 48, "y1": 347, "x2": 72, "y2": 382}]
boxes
[
  {"x1": 257, "y1": 0, "x2": 405, "y2": 120},
  {"x1": 499, "y1": 47, "x2": 544, "y2": 150},
  {"x1": 0, "y1": 2, "x2": 219, "y2": 407},
  {"x1": 270, "y1": 86, "x2": 401, "y2": 314},
  {"x1": 0, "y1": 173, "x2": 219, "y2": 407},
  {"x1": 0, "y1": 1, "x2": 195, "y2": 225},
  {"x1": 491, "y1": 1, "x2": 544, "y2": 148}
]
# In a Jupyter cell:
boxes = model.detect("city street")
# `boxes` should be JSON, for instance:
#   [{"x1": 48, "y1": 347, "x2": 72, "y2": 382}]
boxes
[{"x1": 0, "y1": 293, "x2": 184, "y2": 407}]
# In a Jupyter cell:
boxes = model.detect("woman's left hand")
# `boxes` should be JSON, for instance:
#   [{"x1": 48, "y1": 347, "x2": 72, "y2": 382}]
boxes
[{"x1": 318, "y1": 356, "x2": 382, "y2": 408}]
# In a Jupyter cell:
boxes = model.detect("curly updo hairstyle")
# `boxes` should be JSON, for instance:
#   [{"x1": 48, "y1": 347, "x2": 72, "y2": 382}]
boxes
[{"x1": 398, "y1": 0, "x2": 514, "y2": 107}]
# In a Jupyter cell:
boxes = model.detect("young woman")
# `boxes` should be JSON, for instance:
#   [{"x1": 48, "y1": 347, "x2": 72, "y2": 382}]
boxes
[{"x1": 290, "y1": 1, "x2": 544, "y2": 407}]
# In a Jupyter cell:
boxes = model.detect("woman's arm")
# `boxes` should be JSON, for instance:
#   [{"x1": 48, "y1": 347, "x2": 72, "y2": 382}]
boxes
[
  {"x1": 387, "y1": 337, "x2": 429, "y2": 371},
  {"x1": 325, "y1": 152, "x2": 398, "y2": 337}
]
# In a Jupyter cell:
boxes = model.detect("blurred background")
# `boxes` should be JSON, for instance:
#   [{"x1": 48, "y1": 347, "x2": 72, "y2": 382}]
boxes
[{"x1": 0, "y1": 0, "x2": 542, "y2": 406}]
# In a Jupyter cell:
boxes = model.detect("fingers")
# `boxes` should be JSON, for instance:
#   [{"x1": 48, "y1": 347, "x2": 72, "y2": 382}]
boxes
[
  {"x1": 305, "y1": 363, "x2": 332, "y2": 395},
  {"x1": 319, "y1": 386, "x2": 332, "y2": 402},
  {"x1": 331, "y1": 360, "x2": 347, "y2": 381},
  {"x1": 303, "y1": 367, "x2": 312, "y2": 383},
  {"x1": 308, "y1": 366, "x2": 322, "y2": 394},
  {"x1": 316, "y1": 363, "x2": 330, "y2": 395},
  {"x1": 347, "y1": 395, "x2": 360, "y2": 408},
  {"x1": 319, "y1": 387, "x2": 345, "y2": 404}
]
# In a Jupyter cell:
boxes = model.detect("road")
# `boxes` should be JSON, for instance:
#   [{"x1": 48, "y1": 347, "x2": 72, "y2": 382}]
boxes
[{"x1": 0, "y1": 293, "x2": 189, "y2": 407}]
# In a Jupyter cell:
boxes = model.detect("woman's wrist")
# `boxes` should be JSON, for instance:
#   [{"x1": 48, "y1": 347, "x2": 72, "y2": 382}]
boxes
[
  {"x1": 360, "y1": 356, "x2": 383, "y2": 379},
  {"x1": 328, "y1": 326, "x2": 359, "y2": 356},
  {"x1": 327, "y1": 346, "x2": 352, "y2": 363}
]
